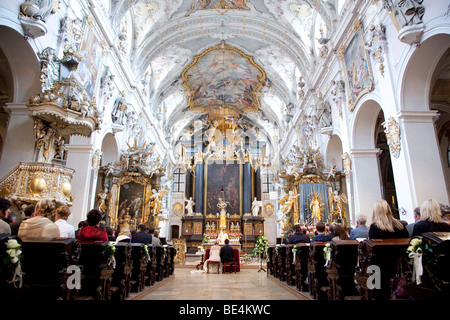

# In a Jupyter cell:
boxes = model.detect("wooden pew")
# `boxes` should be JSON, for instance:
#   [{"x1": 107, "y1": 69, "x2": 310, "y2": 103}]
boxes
[
  {"x1": 111, "y1": 242, "x2": 133, "y2": 300},
  {"x1": 167, "y1": 246, "x2": 175, "y2": 276},
  {"x1": 275, "y1": 245, "x2": 287, "y2": 282},
  {"x1": 293, "y1": 243, "x2": 310, "y2": 292},
  {"x1": 130, "y1": 243, "x2": 148, "y2": 292},
  {"x1": 307, "y1": 241, "x2": 329, "y2": 299},
  {"x1": 354, "y1": 238, "x2": 410, "y2": 300},
  {"x1": 76, "y1": 241, "x2": 115, "y2": 300},
  {"x1": 405, "y1": 232, "x2": 450, "y2": 300},
  {"x1": 326, "y1": 239, "x2": 359, "y2": 300},
  {"x1": 145, "y1": 244, "x2": 157, "y2": 286},
  {"x1": 285, "y1": 245, "x2": 296, "y2": 286},
  {"x1": 19, "y1": 237, "x2": 82, "y2": 300},
  {"x1": 266, "y1": 246, "x2": 275, "y2": 276}
]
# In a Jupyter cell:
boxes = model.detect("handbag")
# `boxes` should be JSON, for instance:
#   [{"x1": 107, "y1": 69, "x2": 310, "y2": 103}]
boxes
[{"x1": 390, "y1": 256, "x2": 411, "y2": 299}]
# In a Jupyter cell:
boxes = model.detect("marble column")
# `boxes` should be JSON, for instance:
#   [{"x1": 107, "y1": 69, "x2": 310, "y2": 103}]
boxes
[
  {"x1": 64, "y1": 136, "x2": 95, "y2": 228},
  {"x1": 243, "y1": 161, "x2": 252, "y2": 215},
  {"x1": 349, "y1": 148, "x2": 382, "y2": 225},
  {"x1": 194, "y1": 162, "x2": 204, "y2": 215},
  {"x1": 397, "y1": 110, "x2": 449, "y2": 208},
  {"x1": 0, "y1": 103, "x2": 35, "y2": 179}
]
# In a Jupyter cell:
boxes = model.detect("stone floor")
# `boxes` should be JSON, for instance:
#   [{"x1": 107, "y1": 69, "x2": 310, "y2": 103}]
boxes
[{"x1": 131, "y1": 266, "x2": 309, "y2": 300}]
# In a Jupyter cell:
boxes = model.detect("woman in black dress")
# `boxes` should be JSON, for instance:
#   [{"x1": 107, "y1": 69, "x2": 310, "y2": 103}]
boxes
[{"x1": 369, "y1": 199, "x2": 409, "y2": 239}]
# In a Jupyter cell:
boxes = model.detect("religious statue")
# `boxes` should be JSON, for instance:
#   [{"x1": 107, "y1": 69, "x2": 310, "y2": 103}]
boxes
[
  {"x1": 217, "y1": 228, "x2": 229, "y2": 245},
  {"x1": 217, "y1": 197, "x2": 230, "y2": 229},
  {"x1": 118, "y1": 208, "x2": 132, "y2": 231},
  {"x1": 331, "y1": 190, "x2": 348, "y2": 222},
  {"x1": 252, "y1": 197, "x2": 261, "y2": 217},
  {"x1": 96, "y1": 187, "x2": 109, "y2": 215},
  {"x1": 278, "y1": 190, "x2": 299, "y2": 217},
  {"x1": 185, "y1": 196, "x2": 195, "y2": 216},
  {"x1": 149, "y1": 188, "x2": 169, "y2": 216},
  {"x1": 309, "y1": 192, "x2": 323, "y2": 224}
]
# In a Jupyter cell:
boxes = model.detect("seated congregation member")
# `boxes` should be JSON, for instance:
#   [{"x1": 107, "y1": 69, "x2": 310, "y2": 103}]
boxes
[
  {"x1": 75, "y1": 220, "x2": 87, "y2": 238},
  {"x1": 152, "y1": 230, "x2": 161, "y2": 247},
  {"x1": 369, "y1": 199, "x2": 409, "y2": 239},
  {"x1": 220, "y1": 239, "x2": 235, "y2": 263},
  {"x1": 412, "y1": 199, "x2": 450, "y2": 236},
  {"x1": 116, "y1": 228, "x2": 132, "y2": 242},
  {"x1": 0, "y1": 197, "x2": 12, "y2": 235},
  {"x1": 11, "y1": 204, "x2": 35, "y2": 236},
  {"x1": 132, "y1": 224, "x2": 152, "y2": 244},
  {"x1": 406, "y1": 207, "x2": 421, "y2": 237},
  {"x1": 331, "y1": 224, "x2": 349, "y2": 241},
  {"x1": 54, "y1": 205, "x2": 75, "y2": 238},
  {"x1": 349, "y1": 214, "x2": 369, "y2": 240},
  {"x1": 77, "y1": 209, "x2": 108, "y2": 242},
  {"x1": 288, "y1": 225, "x2": 310, "y2": 244},
  {"x1": 311, "y1": 222, "x2": 329, "y2": 242},
  {"x1": 18, "y1": 199, "x2": 60, "y2": 240}
]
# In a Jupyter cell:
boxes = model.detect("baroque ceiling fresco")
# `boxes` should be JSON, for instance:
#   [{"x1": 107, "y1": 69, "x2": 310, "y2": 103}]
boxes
[{"x1": 105, "y1": 0, "x2": 338, "y2": 150}]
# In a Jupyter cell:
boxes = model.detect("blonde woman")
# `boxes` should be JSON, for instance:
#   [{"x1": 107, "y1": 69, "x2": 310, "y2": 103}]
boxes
[
  {"x1": 54, "y1": 205, "x2": 75, "y2": 238},
  {"x1": 412, "y1": 199, "x2": 450, "y2": 236},
  {"x1": 18, "y1": 199, "x2": 60, "y2": 240},
  {"x1": 368, "y1": 199, "x2": 409, "y2": 239}
]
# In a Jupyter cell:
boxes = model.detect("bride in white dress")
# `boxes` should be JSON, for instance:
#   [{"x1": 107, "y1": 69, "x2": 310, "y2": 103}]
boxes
[
  {"x1": 191, "y1": 241, "x2": 222, "y2": 274},
  {"x1": 203, "y1": 241, "x2": 221, "y2": 273}
]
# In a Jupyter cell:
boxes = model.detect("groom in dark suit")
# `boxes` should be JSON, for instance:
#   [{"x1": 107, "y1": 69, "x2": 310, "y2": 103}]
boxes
[{"x1": 220, "y1": 239, "x2": 235, "y2": 263}]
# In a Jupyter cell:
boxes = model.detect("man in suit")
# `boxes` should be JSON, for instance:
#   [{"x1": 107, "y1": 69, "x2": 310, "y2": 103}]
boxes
[
  {"x1": 349, "y1": 214, "x2": 369, "y2": 240},
  {"x1": 220, "y1": 238, "x2": 235, "y2": 263},
  {"x1": 132, "y1": 224, "x2": 153, "y2": 244},
  {"x1": 406, "y1": 207, "x2": 420, "y2": 237},
  {"x1": 311, "y1": 222, "x2": 330, "y2": 242},
  {"x1": 288, "y1": 225, "x2": 310, "y2": 244}
]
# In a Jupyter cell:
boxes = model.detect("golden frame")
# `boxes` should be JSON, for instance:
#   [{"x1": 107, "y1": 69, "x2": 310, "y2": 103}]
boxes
[
  {"x1": 338, "y1": 20, "x2": 374, "y2": 112},
  {"x1": 204, "y1": 160, "x2": 243, "y2": 216},
  {"x1": 112, "y1": 173, "x2": 152, "y2": 229},
  {"x1": 180, "y1": 40, "x2": 266, "y2": 115}
]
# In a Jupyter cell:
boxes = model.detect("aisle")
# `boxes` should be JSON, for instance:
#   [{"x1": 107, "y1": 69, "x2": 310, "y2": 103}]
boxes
[{"x1": 132, "y1": 268, "x2": 308, "y2": 300}]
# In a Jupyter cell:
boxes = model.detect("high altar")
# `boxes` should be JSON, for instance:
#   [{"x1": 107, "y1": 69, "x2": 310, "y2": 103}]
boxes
[{"x1": 179, "y1": 116, "x2": 265, "y2": 254}]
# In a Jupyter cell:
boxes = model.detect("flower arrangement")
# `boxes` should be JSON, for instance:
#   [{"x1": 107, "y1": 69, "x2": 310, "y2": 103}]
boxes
[
  {"x1": 253, "y1": 235, "x2": 269, "y2": 258},
  {"x1": 229, "y1": 233, "x2": 243, "y2": 239},
  {"x1": 0, "y1": 239, "x2": 23, "y2": 288},
  {"x1": 323, "y1": 242, "x2": 334, "y2": 266},
  {"x1": 406, "y1": 236, "x2": 436, "y2": 285},
  {"x1": 143, "y1": 244, "x2": 150, "y2": 262},
  {"x1": 202, "y1": 234, "x2": 211, "y2": 244},
  {"x1": 105, "y1": 242, "x2": 116, "y2": 268}
]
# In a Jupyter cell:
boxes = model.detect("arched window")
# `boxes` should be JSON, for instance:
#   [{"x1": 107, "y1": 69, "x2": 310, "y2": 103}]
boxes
[
  {"x1": 262, "y1": 169, "x2": 274, "y2": 193},
  {"x1": 172, "y1": 168, "x2": 185, "y2": 193}
]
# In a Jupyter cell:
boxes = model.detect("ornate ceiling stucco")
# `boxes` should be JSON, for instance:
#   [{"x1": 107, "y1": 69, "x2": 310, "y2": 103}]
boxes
[{"x1": 107, "y1": 0, "x2": 338, "y2": 144}]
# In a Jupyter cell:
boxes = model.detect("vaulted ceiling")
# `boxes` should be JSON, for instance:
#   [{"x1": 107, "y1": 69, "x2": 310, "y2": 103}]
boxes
[{"x1": 104, "y1": 0, "x2": 340, "y2": 149}]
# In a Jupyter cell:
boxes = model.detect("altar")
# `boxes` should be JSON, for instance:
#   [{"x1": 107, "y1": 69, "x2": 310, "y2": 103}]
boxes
[{"x1": 201, "y1": 243, "x2": 241, "y2": 251}]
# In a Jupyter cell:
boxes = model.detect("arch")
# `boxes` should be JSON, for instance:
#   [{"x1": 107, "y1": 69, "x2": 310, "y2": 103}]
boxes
[
  {"x1": 400, "y1": 33, "x2": 450, "y2": 112},
  {"x1": 0, "y1": 26, "x2": 40, "y2": 103},
  {"x1": 325, "y1": 134, "x2": 343, "y2": 171},
  {"x1": 100, "y1": 132, "x2": 119, "y2": 165},
  {"x1": 351, "y1": 97, "x2": 383, "y2": 149}
]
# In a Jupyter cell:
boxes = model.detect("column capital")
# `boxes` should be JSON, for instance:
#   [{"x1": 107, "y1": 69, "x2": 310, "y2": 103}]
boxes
[
  {"x1": 348, "y1": 148, "x2": 381, "y2": 158},
  {"x1": 4, "y1": 103, "x2": 30, "y2": 116},
  {"x1": 397, "y1": 110, "x2": 439, "y2": 123}
]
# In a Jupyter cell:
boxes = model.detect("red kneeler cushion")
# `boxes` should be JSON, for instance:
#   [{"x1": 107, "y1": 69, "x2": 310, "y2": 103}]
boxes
[{"x1": 205, "y1": 248, "x2": 240, "y2": 272}]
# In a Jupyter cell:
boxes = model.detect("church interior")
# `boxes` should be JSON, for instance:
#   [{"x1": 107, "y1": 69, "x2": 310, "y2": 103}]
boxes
[{"x1": 0, "y1": 0, "x2": 449, "y2": 303}]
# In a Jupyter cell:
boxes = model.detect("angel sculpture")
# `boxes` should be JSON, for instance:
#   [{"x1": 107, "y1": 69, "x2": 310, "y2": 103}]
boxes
[
  {"x1": 329, "y1": 189, "x2": 348, "y2": 221},
  {"x1": 149, "y1": 188, "x2": 169, "y2": 216},
  {"x1": 278, "y1": 190, "x2": 299, "y2": 216}
]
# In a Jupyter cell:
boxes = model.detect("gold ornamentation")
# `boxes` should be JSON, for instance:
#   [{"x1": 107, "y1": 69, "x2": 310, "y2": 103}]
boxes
[
  {"x1": 0, "y1": 162, "x2": 74, "y2": 206},
  {"x1": 383, "y1": 116, "x2": 401, "y2": 158}
]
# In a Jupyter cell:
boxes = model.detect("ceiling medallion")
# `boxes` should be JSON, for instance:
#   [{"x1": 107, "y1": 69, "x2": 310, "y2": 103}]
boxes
[{"x1": 180, "y1": 40, "x2": 266, "y2": 116}]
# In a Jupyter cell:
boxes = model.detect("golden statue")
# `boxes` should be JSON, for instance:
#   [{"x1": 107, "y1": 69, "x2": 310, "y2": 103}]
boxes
[
  {"x1": 149, "y1": 188, "x2": 169, "y2": 216},
  {"x1": 118, "y1": 208, "x2": 132, "y2": 231},
  {"x1": 217, "y1": 197, "x2": 229, "y2": 229},
  {"x1": 309, "y1": 192, "x2": 324, "y2": 224},
  {"x1": 278, "y1": 190, "x2": 300, "y2": 224}
]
